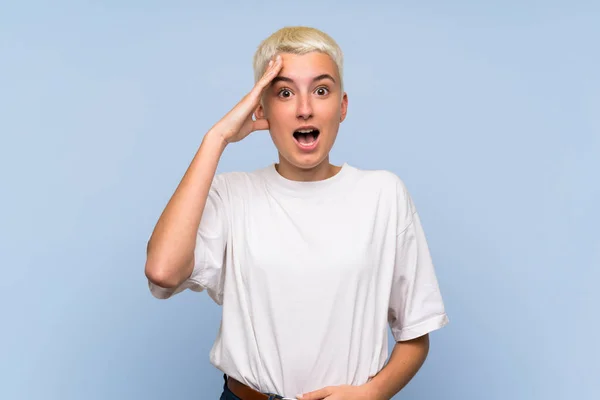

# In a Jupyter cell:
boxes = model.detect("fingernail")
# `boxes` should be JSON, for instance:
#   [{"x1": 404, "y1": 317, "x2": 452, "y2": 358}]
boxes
[
  {"x1": 268, "y1": 60, "x2": 273, "y2": 67},
  {"x1": 276, "y1": 54, "x2": 281, "y2": 62}
]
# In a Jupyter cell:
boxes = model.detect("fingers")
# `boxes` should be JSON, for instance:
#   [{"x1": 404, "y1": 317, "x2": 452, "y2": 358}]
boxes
[
  {"x1": 253, "y1": 54, "x2": 283, "y2": 94},
  {"x1": 225, "y1": 54, "x2": 280, "y2": 139},
  {"x1": 297, "y1": 386, "x2": 333, "y2": 400}
]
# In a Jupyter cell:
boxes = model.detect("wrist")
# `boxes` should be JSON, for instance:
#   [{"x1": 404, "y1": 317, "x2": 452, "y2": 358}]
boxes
[
  {"x1": 204, "y1": 128, "x2": 229, "y2": 152},
  {"x1": 362, "y1": 380, "x2": 387, "y2": 400}
]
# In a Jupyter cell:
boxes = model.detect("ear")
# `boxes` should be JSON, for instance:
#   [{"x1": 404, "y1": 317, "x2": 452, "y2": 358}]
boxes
[
  {"x1": 255, "y1": 102, "x2": 265, "y2": 120},
  {"x1": 339, "y1": 92, "x2": 348, "y2": 123}
]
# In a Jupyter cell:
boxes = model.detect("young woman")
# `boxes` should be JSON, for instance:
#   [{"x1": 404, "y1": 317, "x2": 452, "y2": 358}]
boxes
[{"x1": 145, "y1": 26, "x2": 449, "y2": 400}]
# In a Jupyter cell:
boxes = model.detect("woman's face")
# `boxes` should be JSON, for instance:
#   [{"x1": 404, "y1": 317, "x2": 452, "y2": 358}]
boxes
[{"x1": 255, "y1": 51, "x2": 348, "y2": 173}]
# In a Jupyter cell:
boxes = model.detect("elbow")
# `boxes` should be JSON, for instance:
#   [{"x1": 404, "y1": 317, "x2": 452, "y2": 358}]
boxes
[
  {"x1": 145, "y1": 265, "x2": 177, "y2": 289},
  {"x1": 145, "y1": 256, "x2": 191, "y2": 289},
  {"x1": 145, "y1": 239, "x2": 194, "y2": 289}
]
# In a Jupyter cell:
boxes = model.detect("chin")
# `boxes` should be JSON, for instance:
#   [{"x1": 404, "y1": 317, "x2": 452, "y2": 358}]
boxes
[{"x1": 281, "y1": 150, "x2": 329, "y2": 170}]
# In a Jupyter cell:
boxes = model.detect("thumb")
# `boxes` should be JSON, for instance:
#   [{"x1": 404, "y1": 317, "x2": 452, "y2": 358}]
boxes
[{"x1": 251, "y1": 117, "x2": 269, "y2": 132}]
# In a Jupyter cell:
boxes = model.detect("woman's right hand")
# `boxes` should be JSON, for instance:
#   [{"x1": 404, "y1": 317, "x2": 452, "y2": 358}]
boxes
[{"x1": 213, "y1": 54, "x2": 283, "y2": 144}]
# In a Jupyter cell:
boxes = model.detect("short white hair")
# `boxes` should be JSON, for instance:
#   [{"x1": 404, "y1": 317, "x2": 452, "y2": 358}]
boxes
[{"x1": 253, "y1": 26, "x2": 344, "y2": 92}]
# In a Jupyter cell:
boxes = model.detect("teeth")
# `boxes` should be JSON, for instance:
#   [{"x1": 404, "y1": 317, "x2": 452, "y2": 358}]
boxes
[
  {"x1": 298, "y1": 140, "x2": 316, "y2": 147},
  {"x1": 296, "y1": 129, "x2": 315, "y2": 133}
]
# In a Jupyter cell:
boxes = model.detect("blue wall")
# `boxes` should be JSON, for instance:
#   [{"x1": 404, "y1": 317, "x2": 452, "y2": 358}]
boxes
[{"x1": 1, "y1": 1, "x2": 598, "y2": 399}]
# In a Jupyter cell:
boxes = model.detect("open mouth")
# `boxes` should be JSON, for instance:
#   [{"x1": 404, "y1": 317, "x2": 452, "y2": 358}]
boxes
[{"x1": 293, "y1": 129, "x2": 320, "y2": 147}]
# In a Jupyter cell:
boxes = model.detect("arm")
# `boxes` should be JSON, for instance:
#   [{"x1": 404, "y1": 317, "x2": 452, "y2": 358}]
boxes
[
  {"x1": 298, "y1": 334, "x2": 430, "y2": 400},
  {"x1": 145, "y1": 55, "x2": 284, "y2": 289},
  {"x1": 364, "y1": 334, "x2": 430, "y2": 399},
  {"x1": 145, "y1": 131, "x2": 227, "y2": 289}
]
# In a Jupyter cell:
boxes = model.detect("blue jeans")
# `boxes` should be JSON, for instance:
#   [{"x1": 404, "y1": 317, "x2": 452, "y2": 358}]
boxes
[{"x1": 219, "y1": 374, "x2": 289, "y2": 400}]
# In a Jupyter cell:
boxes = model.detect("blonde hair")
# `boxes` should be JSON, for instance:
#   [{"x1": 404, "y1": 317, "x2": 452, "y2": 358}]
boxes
[{"x1": 253, "y1": 26, "x2": 344, "y2": 92}]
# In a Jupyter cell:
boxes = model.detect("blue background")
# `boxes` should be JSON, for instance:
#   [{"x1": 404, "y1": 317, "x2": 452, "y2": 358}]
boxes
[{"x1": 1, "y1": 1, "x2": 598, "y2": 399}]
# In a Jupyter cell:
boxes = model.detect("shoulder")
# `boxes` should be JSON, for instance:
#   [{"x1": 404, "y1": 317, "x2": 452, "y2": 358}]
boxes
[
  {"x1": 350, "y1": 165, "x2": 409, "y2": 195},
  {"x1": 211, "y1": 166, "x2": 271, "y2": 196},
  {"x1": 350, "y1": 165, "x2": 415, "y2": 220}
]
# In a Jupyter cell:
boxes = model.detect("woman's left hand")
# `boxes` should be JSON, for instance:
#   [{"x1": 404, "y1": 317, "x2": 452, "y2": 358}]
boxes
[{"x1": 297, "y1": 384, "x2": 382, "y2": 400}]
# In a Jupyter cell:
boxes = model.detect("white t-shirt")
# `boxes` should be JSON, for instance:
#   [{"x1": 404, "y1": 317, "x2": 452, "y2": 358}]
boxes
[{"x1": 149, "y1": 163, "x2": 449, "y2": 398}]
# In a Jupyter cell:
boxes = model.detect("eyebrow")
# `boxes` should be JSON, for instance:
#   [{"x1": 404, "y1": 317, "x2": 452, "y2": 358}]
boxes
[{"x1": 271, "y1": 74, "x2": 336, "y2": 85}]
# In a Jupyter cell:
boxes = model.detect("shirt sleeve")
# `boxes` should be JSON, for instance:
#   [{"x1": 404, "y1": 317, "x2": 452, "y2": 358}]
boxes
[
  {"x1": 388, "y1": 182, "x2": 449, "y2": 341},
  {"x1": 148, "y1": 175, "x2": 229, "y2": 304}
]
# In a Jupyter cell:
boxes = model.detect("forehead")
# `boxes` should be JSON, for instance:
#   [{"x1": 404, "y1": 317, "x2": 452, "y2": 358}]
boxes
[{"x1": 277, "y1": 52, "x2": 339, "y2": 83}]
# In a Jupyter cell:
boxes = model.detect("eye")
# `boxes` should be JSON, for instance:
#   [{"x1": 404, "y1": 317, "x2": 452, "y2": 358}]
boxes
[
  {"x1": 315, "y1": 87, "x2": 329, "y2": 96},
  {"x1": 278, "y1": 88, "x2": 293, "y2": 98}
]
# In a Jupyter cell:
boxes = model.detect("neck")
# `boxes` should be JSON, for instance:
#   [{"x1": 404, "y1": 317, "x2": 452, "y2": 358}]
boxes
[{"x1": 275, "y1": 155, "x2": 341, "y2": 182}]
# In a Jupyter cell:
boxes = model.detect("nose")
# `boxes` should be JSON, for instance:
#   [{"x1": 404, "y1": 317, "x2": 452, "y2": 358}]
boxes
[{"x1": 296, "y1": 94, "x2": 313, "y2": 120}]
